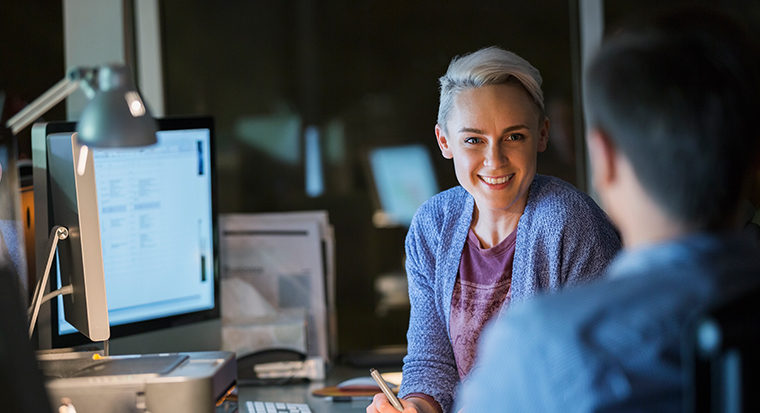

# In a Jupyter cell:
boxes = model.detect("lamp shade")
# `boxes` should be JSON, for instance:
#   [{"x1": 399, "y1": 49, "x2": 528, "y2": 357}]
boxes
[{"x1": 76, "y1": 65, "x2": 158, "y2": 148}]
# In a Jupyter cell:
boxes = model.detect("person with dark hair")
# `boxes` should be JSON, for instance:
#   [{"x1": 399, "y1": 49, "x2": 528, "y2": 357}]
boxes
[{"x1": 456, "y1": 10, "x2": 760, "y2": 412}]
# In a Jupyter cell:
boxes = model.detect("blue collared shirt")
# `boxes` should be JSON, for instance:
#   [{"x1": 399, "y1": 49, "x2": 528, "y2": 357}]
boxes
[{"x1": 457, "y1": 231, "x2": 760, "y2": 412}]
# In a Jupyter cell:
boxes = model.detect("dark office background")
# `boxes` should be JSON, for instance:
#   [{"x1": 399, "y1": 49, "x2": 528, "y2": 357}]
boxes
[{"x1": 2, "y1": 0, "x2": 759, "y2": 359}]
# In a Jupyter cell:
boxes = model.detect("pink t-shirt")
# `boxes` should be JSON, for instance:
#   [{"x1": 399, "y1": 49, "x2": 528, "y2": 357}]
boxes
[{"x1": 450, "y1": 227, "x2": 516, "y2": 379}]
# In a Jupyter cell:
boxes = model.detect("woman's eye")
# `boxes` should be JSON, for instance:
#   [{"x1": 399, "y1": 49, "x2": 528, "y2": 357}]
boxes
[
  {"x1": 464, "y1": 137, "x2": 482, "y2": 144},
  {"x1": 507, "y1": 133, "x2": 524, "y2": 141}
]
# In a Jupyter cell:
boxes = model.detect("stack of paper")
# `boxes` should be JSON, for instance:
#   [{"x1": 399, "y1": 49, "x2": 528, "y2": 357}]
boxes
[{"x1": 219, "y1": 211, "x2": 336, "y2": 361}]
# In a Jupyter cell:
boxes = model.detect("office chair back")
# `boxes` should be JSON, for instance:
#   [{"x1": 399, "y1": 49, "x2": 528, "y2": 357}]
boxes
[{"x1": 683, "y1": 283, "x2": 760, "y2": 413}]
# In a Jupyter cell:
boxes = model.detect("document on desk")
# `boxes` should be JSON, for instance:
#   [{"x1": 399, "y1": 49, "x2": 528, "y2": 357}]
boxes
[{"x1": 220, "y1": 212, "x2": 334, "y2": 361}]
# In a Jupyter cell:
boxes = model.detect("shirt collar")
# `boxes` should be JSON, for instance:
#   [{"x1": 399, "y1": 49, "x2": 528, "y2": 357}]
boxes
[{"x1": 606, "y1": 231, "x2": 748, "y2": 280}]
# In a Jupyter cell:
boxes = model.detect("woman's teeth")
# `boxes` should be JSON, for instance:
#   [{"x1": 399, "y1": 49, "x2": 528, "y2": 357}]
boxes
[{"x1": 481, "y1": 175, "x2": 512, "y2": 185}]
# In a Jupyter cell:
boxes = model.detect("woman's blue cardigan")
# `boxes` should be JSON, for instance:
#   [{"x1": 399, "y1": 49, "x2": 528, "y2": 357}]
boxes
[{"x1": 399, "y1": 175, "x2": 622, "y2": 413}]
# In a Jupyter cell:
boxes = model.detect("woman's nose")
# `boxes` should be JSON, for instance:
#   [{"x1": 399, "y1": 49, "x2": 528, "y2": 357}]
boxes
[{"x1": 483, "y1": 143, "x2": 506, "y2": 168}]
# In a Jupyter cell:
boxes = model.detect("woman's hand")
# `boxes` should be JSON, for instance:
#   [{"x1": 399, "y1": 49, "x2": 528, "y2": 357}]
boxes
[{"x1": 366, "y1": 394, "x2": 434, "y2": 413}]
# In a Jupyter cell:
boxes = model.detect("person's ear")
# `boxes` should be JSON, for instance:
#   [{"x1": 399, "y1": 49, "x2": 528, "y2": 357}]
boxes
[
  {"x1": 587, "y1": 127, "x2": 618, "y2": 191},
  {"x1": 537, "y1": 116, "x2": 549, "y2": 153},
  {"x1": 436, "y1": 124, "x2": 453, "y2": 159}
]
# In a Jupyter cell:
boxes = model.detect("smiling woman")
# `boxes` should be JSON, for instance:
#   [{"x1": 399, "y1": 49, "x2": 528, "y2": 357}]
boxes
[
  {"x1": 367, "y1": 47, "x2": 623, "y2": 413},
  {"x1": 436, "y1": 83, "x2": 548, "y2": 248}
]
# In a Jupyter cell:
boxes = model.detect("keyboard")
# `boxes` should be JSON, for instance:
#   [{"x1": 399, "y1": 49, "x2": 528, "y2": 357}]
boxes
[{"x1": 246, "y1": 401, "x2": 312, "y2": 413}]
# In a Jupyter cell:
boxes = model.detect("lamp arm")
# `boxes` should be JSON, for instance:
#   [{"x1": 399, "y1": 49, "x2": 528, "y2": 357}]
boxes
[
  {"x1": 28, "y1": 225, "x2": 70, "y2": 339},
  {"x1": 6, "y1": 67, "x2": 96, "y2": 135}
]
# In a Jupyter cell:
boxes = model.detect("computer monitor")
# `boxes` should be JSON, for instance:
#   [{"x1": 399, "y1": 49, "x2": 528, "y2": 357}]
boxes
[
  {"x1": 32, "y1": 123, "x2": 110, "y2": 343},
  {"x1": 367, "y1": 144, "x2": 439, "y2": 227},
  {"x1": 32, "y1": 116, "x2": 219, "y2": 350}
]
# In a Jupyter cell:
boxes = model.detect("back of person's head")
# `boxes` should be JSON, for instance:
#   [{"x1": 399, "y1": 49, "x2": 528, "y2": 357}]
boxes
[
  {"x1": 438, "y1": 46, "x2": 545, "y2": 131},
  {"x1": 585, "y1": 9, "x2": 760, "y2": 230}
]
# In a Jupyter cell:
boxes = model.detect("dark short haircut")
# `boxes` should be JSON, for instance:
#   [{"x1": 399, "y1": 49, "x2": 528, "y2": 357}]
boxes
[{"x1": 585, "y1": 9, "x2": 760, "y2": 230}]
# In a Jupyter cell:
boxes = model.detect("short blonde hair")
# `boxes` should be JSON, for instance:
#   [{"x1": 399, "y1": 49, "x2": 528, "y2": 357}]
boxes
[{"x1": 437, "y1": 46, "x2": 545, "y2": 130}]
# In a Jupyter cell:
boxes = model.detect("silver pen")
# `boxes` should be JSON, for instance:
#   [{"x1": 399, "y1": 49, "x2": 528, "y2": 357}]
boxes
[{"x1": 370, "y1": 368, "x2": 403, "y2": 412}]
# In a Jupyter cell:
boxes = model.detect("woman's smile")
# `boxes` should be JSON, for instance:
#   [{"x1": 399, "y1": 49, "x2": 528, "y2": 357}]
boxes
[{"x1": 479, "y1": 173, "x2": 515, "y2": 187}]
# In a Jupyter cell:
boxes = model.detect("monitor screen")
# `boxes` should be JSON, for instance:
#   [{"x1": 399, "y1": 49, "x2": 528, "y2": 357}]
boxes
[
  {"x1": 368, "y1": 144, "x2": 439, "y2": 227},
  {"x1": 33, "y1": 117, "x2": 219, "y2": 349}
]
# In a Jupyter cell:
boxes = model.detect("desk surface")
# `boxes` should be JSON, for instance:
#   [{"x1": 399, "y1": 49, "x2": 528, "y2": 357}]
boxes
[{"x1": 238, "y1": 364, "x2": 397, "y2": 413}]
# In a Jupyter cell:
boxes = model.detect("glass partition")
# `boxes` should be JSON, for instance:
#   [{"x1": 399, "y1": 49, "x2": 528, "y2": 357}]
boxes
[{"x1": 159, "y1": 0, "x2": 582, "y2": 357}]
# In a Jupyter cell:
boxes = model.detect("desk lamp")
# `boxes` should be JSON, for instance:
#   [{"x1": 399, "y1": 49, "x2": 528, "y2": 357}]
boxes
[{"x1": 5, "y1": 64, "x2": 158, "y2": 340}]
